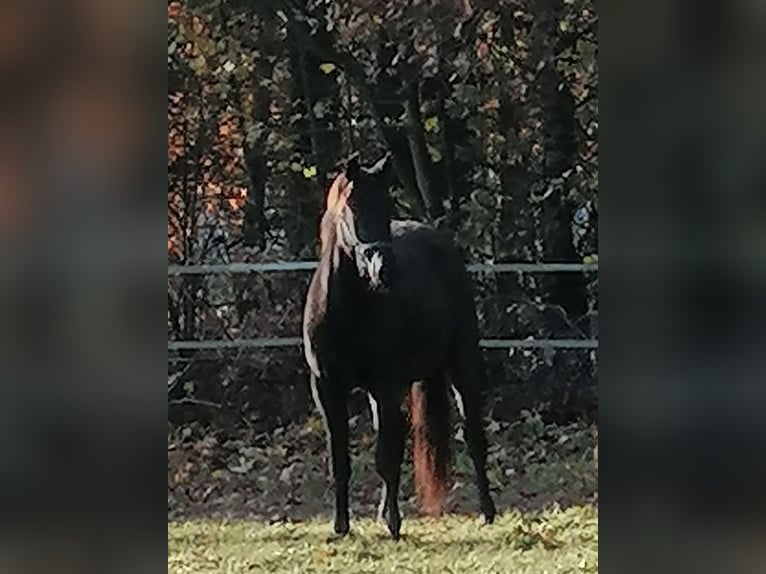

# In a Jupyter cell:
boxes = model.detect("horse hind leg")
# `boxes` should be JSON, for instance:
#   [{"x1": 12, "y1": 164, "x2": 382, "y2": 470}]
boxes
[{"x1": 449, "y1": 349, "x2": 497, "y2": 524}]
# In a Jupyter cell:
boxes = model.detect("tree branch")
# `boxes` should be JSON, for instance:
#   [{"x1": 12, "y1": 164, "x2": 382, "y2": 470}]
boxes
[{"x1": 403, "y1": 82, "x2": 443, "y2": 220}]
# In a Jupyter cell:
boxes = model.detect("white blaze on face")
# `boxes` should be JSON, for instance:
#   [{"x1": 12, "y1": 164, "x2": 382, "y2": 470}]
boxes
[
  {"x1": 367, "y1": 251, "x2": 384, "y2": 287},
  {"x1": 452, "y1": 385, "x2": 466, "y2": 418},
  {"x1": 368, "y1": 393, "x2": 379, "y2": 432}
]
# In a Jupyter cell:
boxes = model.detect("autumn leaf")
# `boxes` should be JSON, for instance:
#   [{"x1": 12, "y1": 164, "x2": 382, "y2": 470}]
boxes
[
  {"x1": 480, "y1": 98, "x2": 500, "y2": 112},
  {"x1": 168, "y1": 2, "x2": 182, "y2": 20},
  {"x1": 427, "y1": 144, "x2": 442, "y2": 162},
  {"x1": 318, "y1": 62, "x2": 336, "y2": 74},
  {"x1": 306, "y1": 416, "x2": 324, "y2": 435},
  {"x1": 227, "y1": 198, "x2": 241, "y2": 211},
  {"x1": 423, "y1": 116, "x2": 439, "y2": 133},
  {"x1": 189, "y1": 54, "x2": 207, "y2": 74}
]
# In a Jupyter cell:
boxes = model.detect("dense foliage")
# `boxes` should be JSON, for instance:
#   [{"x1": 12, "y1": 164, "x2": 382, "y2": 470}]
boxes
[{"x1": 168, "y1": 0, "x2": 598, "y2": 426}]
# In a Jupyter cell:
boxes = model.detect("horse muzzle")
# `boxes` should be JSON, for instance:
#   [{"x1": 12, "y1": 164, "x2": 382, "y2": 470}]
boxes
[{"x1": 357, "y1": 245, "x2": 397, "y2": 291}]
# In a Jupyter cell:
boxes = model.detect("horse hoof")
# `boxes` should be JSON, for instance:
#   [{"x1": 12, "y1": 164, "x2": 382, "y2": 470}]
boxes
[
  {"x1": 327, "y1": 529, "x2": 349, "y2": 543},
  {"x1": 377, "y1": 502, "x2": 388, "y2": 522},
  {"x1": 481, "y1": 501, "x2": 497, "y2": 525},
  {"x1": 332, "y1": 519, "x2": 350, "y2": 539},
  {"x1": 386, "y1": 520, "x2": 401, "y2": 541}
]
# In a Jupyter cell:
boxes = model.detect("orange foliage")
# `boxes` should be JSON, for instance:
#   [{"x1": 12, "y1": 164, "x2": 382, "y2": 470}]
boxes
[{"x1": 168, "y1": 2, "x2": 182, "y2": 20}]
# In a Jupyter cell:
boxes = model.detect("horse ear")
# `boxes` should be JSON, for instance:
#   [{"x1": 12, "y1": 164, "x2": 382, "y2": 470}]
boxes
[{"x1": 345, "y1": 153, "x2": 361, "y2": 180}]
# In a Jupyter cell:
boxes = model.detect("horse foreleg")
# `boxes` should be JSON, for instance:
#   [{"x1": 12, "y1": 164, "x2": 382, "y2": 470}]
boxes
[
  {"x1": 375, "y1": 395, "x2": 406, "y2": 540},
  {"x1": 311, "y1": 374, "x2": 350, "y2": 537}
]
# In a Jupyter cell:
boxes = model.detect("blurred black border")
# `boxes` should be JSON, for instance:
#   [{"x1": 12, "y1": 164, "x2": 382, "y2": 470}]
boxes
[
  {"x1": 0, "y1": 1, "x2": 168, "y2": 572},
  {"x1": 601, "y1": 0, "x2": 766, "y2": 572}
]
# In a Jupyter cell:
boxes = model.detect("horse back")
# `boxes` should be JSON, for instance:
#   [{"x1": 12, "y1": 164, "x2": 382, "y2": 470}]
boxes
[{"x1": 390, "y1": 220, "x2": 481, "y2": 377}]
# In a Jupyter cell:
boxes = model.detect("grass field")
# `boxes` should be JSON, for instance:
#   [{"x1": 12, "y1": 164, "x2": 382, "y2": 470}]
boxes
[
  {"x1": 169, "y1": 504, "x2": 597, "y2": 574},
  {"x1": 169, "y1": 411, "x2": 597, "y2": 573}
]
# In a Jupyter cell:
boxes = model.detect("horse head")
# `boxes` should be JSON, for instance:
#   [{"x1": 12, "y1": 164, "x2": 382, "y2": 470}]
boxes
[{"x1": 322, "y1": 153, "x2": 398, "y2": 291}]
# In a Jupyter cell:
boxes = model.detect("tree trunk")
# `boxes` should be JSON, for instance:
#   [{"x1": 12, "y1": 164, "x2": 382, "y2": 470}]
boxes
[
  {"x1": 533, "y1": 1, "x2": 588, "y2": 326},
  {"x1": 531, "y1": 0, "x2": 593, "y2": 418},
  {"x1": 241, "y1": 12, "x2": 276, "y2": 250},
  {"x1": 495, "y1": 8, "x2": 534, "y2": 294},
  {"x1": 403, "y1": 82, "x2": 443, "y2": 221}
]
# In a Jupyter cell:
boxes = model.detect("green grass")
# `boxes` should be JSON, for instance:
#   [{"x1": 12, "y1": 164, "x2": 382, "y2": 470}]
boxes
[{"x1": 168, "y1": 505, "x2": 597, "y2": 574}]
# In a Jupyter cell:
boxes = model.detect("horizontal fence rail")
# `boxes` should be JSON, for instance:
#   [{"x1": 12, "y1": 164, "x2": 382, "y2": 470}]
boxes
[
  {"x1": 168, "y1": 261, "x2": 598, "y2": 275},
  {"x1": 168, "y1": 338, "x2": 597, "y2": 351},
  {"x1": 167, "y1": 261, "x2": 598, "y2": 351}
]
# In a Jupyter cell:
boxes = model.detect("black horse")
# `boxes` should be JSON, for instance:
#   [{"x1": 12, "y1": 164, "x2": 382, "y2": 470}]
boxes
[{"x1": 303, "y1": 153, "x2": 496, "y2": 540}]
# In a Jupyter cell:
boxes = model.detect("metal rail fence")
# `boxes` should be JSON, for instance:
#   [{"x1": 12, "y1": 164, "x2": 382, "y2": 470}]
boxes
[{"x1": 167, "y1": 261, "x2": 598, "y2": 351}]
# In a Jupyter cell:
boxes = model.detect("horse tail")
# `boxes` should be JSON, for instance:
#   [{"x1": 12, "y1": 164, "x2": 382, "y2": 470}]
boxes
[{"x1": 409, "y1": 379, "x2": 451, "y2": 517}]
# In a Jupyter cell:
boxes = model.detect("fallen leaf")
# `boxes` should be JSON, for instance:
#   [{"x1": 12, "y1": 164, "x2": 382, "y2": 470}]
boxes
[
  {"x1": 480, "y1": 98, "x2": 500, "y2": 112},
  {"x1": 583, "y1": 254, "x2": 598, "y2": 264},
  {"x1": 279, "y1": 462, "x2": 302, "y2": 484},
  {"x1": 318, "y1": 63, "x2": 336, "y2": 74}
]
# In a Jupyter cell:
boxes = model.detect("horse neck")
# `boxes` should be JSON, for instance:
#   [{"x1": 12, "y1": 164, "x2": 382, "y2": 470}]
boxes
[
  {"x1": 329, "y1": 243, "x2": 366, "y2": 295},
  {"x1": 316, "y1": 236, "x2": 371, "y2": 314},
  {"x1": 316, "y1": 211, "x2": 380, "y2": 312}
]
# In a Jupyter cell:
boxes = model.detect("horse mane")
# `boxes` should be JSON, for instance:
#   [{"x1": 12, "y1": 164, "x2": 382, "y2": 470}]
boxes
[
  {"x1": 319, "y1": 172, "x2": 353, "y2": 253},
  {"x1": 303, "y1": 172, "x2": 354, "y2": 377}
]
